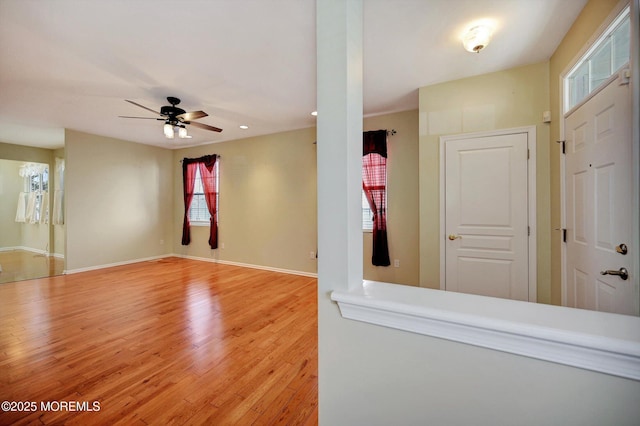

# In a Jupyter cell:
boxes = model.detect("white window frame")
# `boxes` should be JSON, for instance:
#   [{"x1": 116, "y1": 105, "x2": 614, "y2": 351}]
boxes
[{"x1": 564, "y1": 6, "x2": 631, "y2": 114}]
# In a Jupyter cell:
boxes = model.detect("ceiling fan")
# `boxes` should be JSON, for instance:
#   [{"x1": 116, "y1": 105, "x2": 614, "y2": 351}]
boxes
[{"x1": 119, "y1": 96, "x2": 222, "y2": 139}]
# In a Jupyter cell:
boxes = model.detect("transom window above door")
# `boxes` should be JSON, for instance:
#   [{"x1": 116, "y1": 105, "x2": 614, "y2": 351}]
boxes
[{"x1": 565, "y1": 6, "x2": 630, "y2": 113}]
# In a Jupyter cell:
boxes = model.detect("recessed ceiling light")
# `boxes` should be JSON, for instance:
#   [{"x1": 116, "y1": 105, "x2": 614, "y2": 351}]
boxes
[
  {"x1": 239, "y1": 125, "x2": 249, "y2": 129},
  {"x1": 311, "y1": 111, "x2": 318, "y2": 116}
]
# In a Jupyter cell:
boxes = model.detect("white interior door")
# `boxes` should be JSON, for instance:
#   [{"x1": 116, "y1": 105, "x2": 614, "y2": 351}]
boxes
[
  {"x1": 442, "y1": 129, "x2": 531, "y2": 301},
  {"x1": 564, "y1": 70, "x2": 637, "y2": 315}
]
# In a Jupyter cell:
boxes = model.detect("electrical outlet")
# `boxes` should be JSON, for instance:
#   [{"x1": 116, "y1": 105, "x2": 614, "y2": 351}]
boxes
[
  {"x1": 159, "y1": 239, "x2": 164, "y2": 245},
  {"x1": 310, "y1": 251, "x2": 316, "y2": 259},
  {"x1": 394, "y1": 259, "x2": 400, "y2": 268},
  {"x1": 221, "y1": 243, "x2": 225, "y2": 249}
]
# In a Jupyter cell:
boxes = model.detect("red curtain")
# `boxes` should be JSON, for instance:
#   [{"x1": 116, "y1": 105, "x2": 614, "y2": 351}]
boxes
[
  {"x1": 198, "y1": 156, "x2": 219, "y2": 249},
  {"x1": 181, "y1": 161, "x2": 198, "y2": 245},
  {"x1": 363, "y1": 130, "x2": 390, "y2": 266}
]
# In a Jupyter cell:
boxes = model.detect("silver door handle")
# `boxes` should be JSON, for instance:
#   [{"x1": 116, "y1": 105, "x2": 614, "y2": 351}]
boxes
[{"x1": 600, "y1": 267, "x2": 629, "y2": 280}]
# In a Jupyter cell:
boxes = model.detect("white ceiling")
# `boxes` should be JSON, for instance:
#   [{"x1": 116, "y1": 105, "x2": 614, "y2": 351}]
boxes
[{"x1": 0, "y1": 0, "x2": 588, "y2": 150}]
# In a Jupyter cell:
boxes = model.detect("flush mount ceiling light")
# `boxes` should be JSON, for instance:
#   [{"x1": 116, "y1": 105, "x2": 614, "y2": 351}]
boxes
[{"x1": 462, "y1": 25, "x2": 493, "y2": 53}]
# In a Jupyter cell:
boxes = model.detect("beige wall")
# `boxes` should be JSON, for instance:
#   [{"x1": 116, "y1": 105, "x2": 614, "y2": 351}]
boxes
[
  {"x1": 56, "y1": 110, "x2": 417, "y2": 275},
  {"x1": 172, "y1": 111, "x2": 420, "y2": 280},
  {"x1": 173, "y1": 127, "x2": 318, "y2": 274},
  {"x1": 0, "y1": 160, "x2": 24, "y2": 248},
  {"x1": 65, "y1": 130, "x2": 173, "y2": 271},
  {"x1": 418, "y1": 61, "x2": 552, "y2": 303},
  {"x1": 53, "y1": 147, "x2": 65, "y2": 257},
  {"x1": 549, "y1": 0, "x2": 622, "y2": 305},
  {"x1": 363, "y1": 110, "x2": 420, "y2": 286}
]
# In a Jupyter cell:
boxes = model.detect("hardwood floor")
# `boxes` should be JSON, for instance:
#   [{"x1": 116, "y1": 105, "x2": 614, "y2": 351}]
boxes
[
  {"x1": 0, "y1": 257, "x2": 318, "y2": 425},
  {"x1": 0, "y1": 250, "x2": 65, "y2": 284}
]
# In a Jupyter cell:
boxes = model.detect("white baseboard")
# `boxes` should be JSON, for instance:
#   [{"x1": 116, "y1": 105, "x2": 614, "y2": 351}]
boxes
[
  {"x1": 64, "y1": 254, "x2": 174, "y2": 275},
  {"x1": 0, "y1": 246, "x2": 49, "y2": 256},
  {"x1": 63, "y1": 254, "x2": 317, "y2": 279},
  {"x1": 176, "y1": 254, "x2": 318, "y2": 278}
]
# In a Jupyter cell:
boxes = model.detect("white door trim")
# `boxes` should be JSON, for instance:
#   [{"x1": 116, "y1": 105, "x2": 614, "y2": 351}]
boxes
[{"x1": 439, "y1": 126, "x2": 537, "y2": 302}]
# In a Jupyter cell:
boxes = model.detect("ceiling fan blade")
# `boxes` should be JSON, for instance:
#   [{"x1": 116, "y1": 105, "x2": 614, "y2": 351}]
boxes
[
  {"x1": 118, "y1": 115, "x2": 163, "y2": 120},
  {"x1": 178, "y1": 111, "x2": 208, "y2": 121},
  {"x1": 125, "y1": 99, "x2": 163, "y2": 116},
  {"x1": 189, "y1": 121, "x2": 223, "y2": 133}
]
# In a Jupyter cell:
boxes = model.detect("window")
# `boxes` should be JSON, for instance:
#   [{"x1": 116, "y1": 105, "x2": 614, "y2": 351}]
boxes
[
  {"x1": 565, "y1": 7, "x2": 630, "y2": 112},
  {"x1": 181, "y1": 155, "x2": 220, "y2": 248},
  {"x1": 362, "y1": 190, "x2": 374, "y2": 231},
  {"x1": 188, "y1": 165, "x2": 217, "y2": 224},
  {"x1": 30, "y1": 168, "x2": 48, "y2": 223},
  {"x1": 17, "y1": 162, "x2": 49, "y2": 224}
]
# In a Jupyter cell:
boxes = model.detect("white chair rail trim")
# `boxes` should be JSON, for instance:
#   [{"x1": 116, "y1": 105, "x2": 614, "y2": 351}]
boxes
[{"x1": 331, "y1": 281, "x2": 640, "y2": 381}]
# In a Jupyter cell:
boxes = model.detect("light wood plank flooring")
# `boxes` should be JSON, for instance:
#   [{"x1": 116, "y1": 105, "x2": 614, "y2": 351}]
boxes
[
  {"x1": 0, "y1": 257, "x2": 318, "y2": 425},
  {"x1": 0, "y1": 250, "x2": 65, "y2": 284}
]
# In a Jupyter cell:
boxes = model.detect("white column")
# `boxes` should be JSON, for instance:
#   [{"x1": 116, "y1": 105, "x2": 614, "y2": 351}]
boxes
[
  {"x1": 316, "y1": 0, "x2": 363, "y2": 292},
  {"x1": 317, "y1": 0, "x2": 363, "y2": 424}
]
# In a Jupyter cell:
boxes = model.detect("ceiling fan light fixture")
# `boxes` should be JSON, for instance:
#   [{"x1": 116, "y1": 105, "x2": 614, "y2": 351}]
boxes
[
  {"x1": 121, "y1": 97, "x2": 223, "y2": 139},
  {"x1": 462, "y1": 25, "x2": 492, "y2": 53},
  {"x1": 164, "y1": 123, "x2": 174, "y2": 139}
]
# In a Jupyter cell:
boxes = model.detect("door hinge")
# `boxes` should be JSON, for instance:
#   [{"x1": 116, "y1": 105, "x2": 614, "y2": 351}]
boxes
[
  {"x1": 562, "y1": 228, "x2": 567, "y2": 243},
  {"x1": 527, "y1": 149, "x2": 530, "y2": 159},
  {"x1": 557, "y1": 140, "x2": 566, "y2": 154},
  {"x1": 528, "y1": 226, "x2": 530, "y2": 236}
]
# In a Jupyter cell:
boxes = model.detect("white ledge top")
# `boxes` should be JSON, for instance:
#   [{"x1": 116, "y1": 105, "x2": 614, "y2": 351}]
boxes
[{"x1": 331, "y1": 281, "x2": 640, "y2": 381}]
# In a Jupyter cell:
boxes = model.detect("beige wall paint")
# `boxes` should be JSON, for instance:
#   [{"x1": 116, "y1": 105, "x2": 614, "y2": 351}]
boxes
[
  {"x1": 549, "y1": 0, "x2": 621, "y2": 305},
  {"x1": 53, "y1": 147, "x2": 65, "y2": 257},
  {"x1": 0, "y1": 160, "x2": 24, "y2": 248},
  {"x1": 56, "y1": 110, "x2": 416, "y2": 276},
  {"x1": 363, "y1": 110, "x2": 420, "y2": 286},
  {"x1": 173, "y1": 127, "x2": 318, "y2": 275},
  {"x1": 0, "y1": 141, "x2": 54, "y2": 164},
  {"x1": 65, "y1": 130, "x2": 173, "y2": 271},
  {"x1": 172, "y1": 112, "x2": 420, "y2": 280},
  {"x1": 418, "y1": 61, "x2": 552, "y2": 303}
]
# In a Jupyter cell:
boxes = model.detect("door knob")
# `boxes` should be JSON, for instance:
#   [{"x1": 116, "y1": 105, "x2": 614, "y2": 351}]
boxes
[
  {"x1": 448, "y1": 234, "x2": 462, "y2": 241},
  {"x1": 600, "y1": 267, "x2": 629, "y2": 280},
  {"x1": 616, "y1": 243, "x2": 628, "y2": 255}
]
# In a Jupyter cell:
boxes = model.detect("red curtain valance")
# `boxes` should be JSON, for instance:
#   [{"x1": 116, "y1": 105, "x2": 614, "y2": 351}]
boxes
[{"x1": 363, "y1": 129, "x2": 387, "y2": 157}]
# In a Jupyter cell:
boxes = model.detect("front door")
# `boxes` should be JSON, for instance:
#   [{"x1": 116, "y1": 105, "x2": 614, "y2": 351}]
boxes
[
  {"x1": 441, "y1": 128, "x2": 532, "y2": 301},
  {"x1": 564, "y1": 70, "x2": 637, "y2": 315}
]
